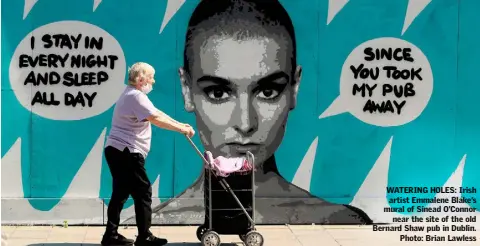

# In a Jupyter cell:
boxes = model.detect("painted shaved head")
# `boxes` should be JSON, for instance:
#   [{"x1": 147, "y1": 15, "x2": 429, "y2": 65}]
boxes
[
  {"x1": 179, "y1": 0, "x2": 301, "y2": 166},
  {"x1": 183, "y1": 0, "x2": 297, "y2": 75}
]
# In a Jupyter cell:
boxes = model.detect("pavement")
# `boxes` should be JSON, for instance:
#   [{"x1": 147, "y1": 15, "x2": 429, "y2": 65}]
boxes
[{"x1": 1, "y1": 225, "x2": 480, "y2": 246}]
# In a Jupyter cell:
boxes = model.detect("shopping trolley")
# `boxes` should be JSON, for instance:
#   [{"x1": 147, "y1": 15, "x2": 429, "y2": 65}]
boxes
[{"x1": 185, "y1": 136, "x2": 264, "y2": 246}]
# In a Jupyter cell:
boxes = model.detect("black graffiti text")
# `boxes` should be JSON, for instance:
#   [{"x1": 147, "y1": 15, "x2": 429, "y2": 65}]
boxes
[
  {"x1": 361, "y1": 83, "x2": 415, "y2": 115},
  {"x1": 30, "y1": 36, "x2": 35, "y2": 49},
  {"x1": 63, "y1": 71, "x2": 109, "y2": 86},
  {"x1": 30, "y1": 90, "x2": 97, "y2": 107},
  {"x1": 382, "y1": 83, "x2": 416, "y2": 98},
  {"x1": 39, "y1": 34, "x2": 103, "y2": 51},
  {"x1": 24, "y1": 71, "x2": 61, "y2": 86},
  {"x1": 363, "y1": 99, "x2": 406, "y2": 115},
  {"x1": 363, "y1": 47, "x2": 414, "y2": 62},
  {"x1": 383, "y1": 66, "x2": 423, "y2": 81},
  {"x1": 24, "y1": 33, "x2": 108, "y2": 109},
  {"x1": 350, "y1": 64, "x2": 379, "y2": 80},
  {"x1": 352, "y1": 83, "x2": 377, "y2": 97},
  {"x1": 84, "y1": 36, "x2": 103, "y2": 50},
  {"x1": 41, "y1": 34, "x2": 82, "y2": 50},
  {"x1": 19, "y1": 54, "x2": 70, "y2": 68},
  {"x1": 31, "y1": 91, "x2": 61, "y2": 106},
  {"x1": 65, "y1": 92, "x2": 97, "y2": 107},
  {"x1": 70, "y1": 54, "x2": 118, "y2": 69},
  {"x1": 23, "y1": 71, "x2": 108, "y2": 86},
  {"x1": 19, "y1": 53, "x2": 118, "y2": 70}
]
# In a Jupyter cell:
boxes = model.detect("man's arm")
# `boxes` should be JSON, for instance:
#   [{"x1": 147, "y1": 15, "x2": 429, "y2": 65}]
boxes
[
  {"x1": 131, "y1": 93, "x2": 187, "y2": 134},
  {"x1": 156, "y1": 110, "x2": 184, "y2": 126},
  {"x1": 147, "y1": 112, "x2": 186, "y2": 134}
]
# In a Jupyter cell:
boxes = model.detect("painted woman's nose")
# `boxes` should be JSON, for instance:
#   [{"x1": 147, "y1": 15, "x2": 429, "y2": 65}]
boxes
[{"x1": 233, "y1": 94, "x2": 258, "y2": 136}]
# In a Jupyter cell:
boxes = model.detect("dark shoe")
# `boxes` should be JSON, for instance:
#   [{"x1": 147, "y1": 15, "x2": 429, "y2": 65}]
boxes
[
  {"x1": 101, "y1": 233, "x2": 134, "y2": 246},
  {"x1": 134, "y1": 234, "x2": 168, "y2": 246}
]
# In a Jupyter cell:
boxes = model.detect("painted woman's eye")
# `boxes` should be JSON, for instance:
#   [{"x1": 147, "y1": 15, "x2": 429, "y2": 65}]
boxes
[
  {"x1": 257, "y1": 89, "x2": 279, "y2": 100},
  {"x1": 204, "y1": 86, "x2": 231, "y2": 102}
]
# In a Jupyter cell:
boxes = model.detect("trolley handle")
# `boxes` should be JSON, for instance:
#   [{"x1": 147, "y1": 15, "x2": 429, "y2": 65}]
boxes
[{"x1": 184, "y1": 135, "x2": 212, "y2": 168}]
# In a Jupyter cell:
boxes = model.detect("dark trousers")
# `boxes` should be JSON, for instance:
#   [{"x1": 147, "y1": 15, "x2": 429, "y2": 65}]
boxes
[{"x1": 104, "y1": 146, "x2": 152, "y2": 238}]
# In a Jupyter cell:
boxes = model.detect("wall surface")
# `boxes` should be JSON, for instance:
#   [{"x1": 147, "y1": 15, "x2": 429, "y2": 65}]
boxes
[{"x1": 1, "y1": 0, "x2": 479, "y2": 225}]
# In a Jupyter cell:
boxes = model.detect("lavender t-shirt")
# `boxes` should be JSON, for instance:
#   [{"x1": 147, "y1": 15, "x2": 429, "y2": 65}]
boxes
[{"x1": 105, "y1": 86, "x2": 157, "y2": 158}]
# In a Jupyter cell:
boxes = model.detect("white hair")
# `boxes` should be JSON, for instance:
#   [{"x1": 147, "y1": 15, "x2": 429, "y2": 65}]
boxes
[{"x1": 128, "y1": 62, "x2": 155, "y2": 85}]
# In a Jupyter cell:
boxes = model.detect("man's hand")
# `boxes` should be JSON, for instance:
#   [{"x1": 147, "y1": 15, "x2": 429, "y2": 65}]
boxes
[{"x1": 181, "y1": 124, "x2": 195, "y2": 138}]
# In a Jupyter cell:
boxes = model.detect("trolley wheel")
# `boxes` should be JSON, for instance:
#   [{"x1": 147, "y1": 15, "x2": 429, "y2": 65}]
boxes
[
  {"x1": 196, "y1": 224, "x2": 208, "y2": 241},
  {"x1": 201, "y1": 231, "x2": 221, "y2": 246},
  {"x1": 244, "y1": 231, "x2": 264, "y2": 246}
]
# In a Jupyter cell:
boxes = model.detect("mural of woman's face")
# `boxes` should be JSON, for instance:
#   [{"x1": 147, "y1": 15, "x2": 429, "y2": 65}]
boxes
[{"x1": 180, "y1": 34, "x2": 301, "y2": 166}]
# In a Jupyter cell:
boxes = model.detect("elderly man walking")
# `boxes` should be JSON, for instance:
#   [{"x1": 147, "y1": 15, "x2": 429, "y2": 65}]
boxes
[{"x1": 101, "y1": 62, "x2": 195, "y2": 246}]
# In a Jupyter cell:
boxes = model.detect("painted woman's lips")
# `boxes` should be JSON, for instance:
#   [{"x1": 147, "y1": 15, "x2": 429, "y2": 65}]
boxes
[{"x1": 226, "y1": 143, "x2": 260, "y2": 153}]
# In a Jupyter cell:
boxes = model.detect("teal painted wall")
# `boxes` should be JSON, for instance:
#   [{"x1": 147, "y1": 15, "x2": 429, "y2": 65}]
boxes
[{"x1": 1, "y1": 0, "x2": 478, "y2": 225}]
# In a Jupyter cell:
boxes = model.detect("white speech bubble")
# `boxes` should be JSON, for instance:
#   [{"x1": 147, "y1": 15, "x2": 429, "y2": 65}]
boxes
[
  {"x1": 9, "y1": 20, "x2": 126, "y2": 121},
  {"x1": 319, "y1": 37, "x2": 433, "y2": 127}
]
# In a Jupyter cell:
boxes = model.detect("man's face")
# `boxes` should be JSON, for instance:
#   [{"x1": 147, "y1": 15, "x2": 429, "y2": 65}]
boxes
[
  {"x1": 136, "y1": 69, "x2": 155, "y2": 89},
  {"x1": 180, "y1": 34, "x2": 301, "y2": 165},
  {"x1": 145, "y1": 69, "x2": 155, "y2": 85}
]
